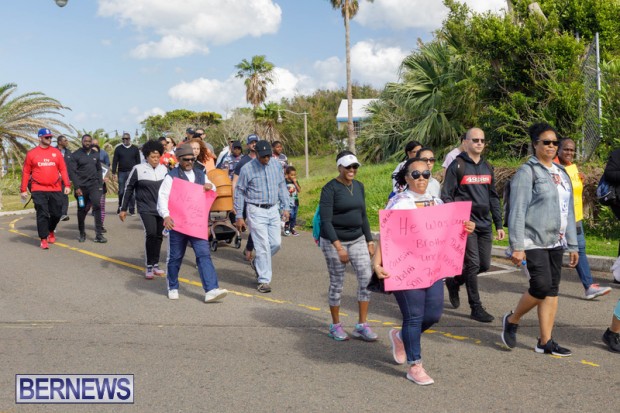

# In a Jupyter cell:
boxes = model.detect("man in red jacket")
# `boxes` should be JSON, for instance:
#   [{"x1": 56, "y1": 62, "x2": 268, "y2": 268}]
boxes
[{"x1": 20, "y1": 128, "x2": 71, "y2": 249}]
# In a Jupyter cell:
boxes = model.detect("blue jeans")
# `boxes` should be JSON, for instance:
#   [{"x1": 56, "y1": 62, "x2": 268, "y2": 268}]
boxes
[
  {"x1": 166, "y1": 230, "x2": 219, "y2": 292},
  {"x1": 286, "y1": 205, "x2": 298, "y2": 230},
  {"x1": 575, "y1": 221, "x2": 593, "y2": 290},
  {"x1": 247, "y1": 204, "x2": 281, "y2": 284},
  {"x1": 118, "y1": 170, "x2": 135, "y2": 212},
  {"x1": 393, "y1": 280, "x2": 444, "y2": 364}
]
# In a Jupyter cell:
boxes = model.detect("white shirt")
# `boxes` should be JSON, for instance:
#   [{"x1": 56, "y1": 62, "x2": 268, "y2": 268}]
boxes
[
  {"x1": 386, "y1": 189, "x2": 444, "y2": 210},
  {"x1": 442, "y1": 147, "x2": 462, "y2": 169},
  {"x1": 157, "y1": 169, "x2": 216, "y2": 219}
]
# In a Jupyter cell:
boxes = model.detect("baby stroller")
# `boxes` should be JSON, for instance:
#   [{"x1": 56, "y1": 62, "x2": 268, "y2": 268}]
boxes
[{"x1": 207, "y1": 168, "x2": 241, "y2": 252}]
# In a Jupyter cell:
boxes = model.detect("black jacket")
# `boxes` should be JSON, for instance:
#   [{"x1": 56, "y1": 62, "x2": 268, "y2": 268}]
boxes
[
  {"x1": 69, "y1": 148, "x2": 102, "y2": 190},
  {"x1": 441, "y1": 152, "x2": 502, "y2": 230}
]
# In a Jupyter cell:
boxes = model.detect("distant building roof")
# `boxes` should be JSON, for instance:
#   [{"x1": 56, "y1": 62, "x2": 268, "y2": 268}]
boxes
[{"x1": 336, "y1": 99, "x2": 378, "y2": 123}]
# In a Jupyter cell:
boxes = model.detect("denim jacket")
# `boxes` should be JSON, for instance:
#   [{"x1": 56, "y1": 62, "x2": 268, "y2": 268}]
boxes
[{"x1": 508, "y1": 156, "x2": 577, "y2": 252}]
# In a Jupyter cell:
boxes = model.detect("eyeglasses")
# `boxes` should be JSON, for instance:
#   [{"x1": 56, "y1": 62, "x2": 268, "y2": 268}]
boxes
[
  {"x1": 410, "y1": 170, "x2": 431, "y2": 180},
  {"x1": 343, "y1": 164, "x2": 359, "y2": 170},
  {"x1": 419, "y1": 157, "x2": 436, "y2": 163},
  {"x1": 539, "y1": 140, "x2": 559, "y2": 147},
  {"x1": 469, "y1": 138, "x2": 485, "y2": 144},
  {"x1": 180, "y1": 157, "x2": 196, "y2": 162}
]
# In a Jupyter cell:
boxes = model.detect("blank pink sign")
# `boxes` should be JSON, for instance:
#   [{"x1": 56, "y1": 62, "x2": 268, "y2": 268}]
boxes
[
  {"x1": 168, "y1": 177, "x2": 217, "y2": 240},
  {"x1": 379, "y1": 201, "x2": 472, "y2": 291}
]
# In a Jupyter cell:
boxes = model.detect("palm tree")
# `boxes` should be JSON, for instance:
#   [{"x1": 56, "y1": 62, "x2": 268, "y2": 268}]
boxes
[
  {"x1": 235, "y1": 55, "x2": 275, "y2": 110},
  {"x1": 329, "y1": 0, "x2": 374, "y2": 153},
  {"x1": 0, "y1": 82, "x2": 70, "y2": 178}
]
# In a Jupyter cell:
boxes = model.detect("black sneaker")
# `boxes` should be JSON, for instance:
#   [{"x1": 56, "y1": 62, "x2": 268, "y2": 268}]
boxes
[
  {"x1": 101, "y1": 227, "x2": 107, "y2": 234},
  {"x1": 445, "y1": 278, "x2": 460, "y2": 309},
  {"x1": 602, "y1": 328, "x2": 620, "y2": 353},
  {"x1": 501, "y1": 311, "x2": 518, "y2": 349},
  {"x1": 257, "y1": 283, "x2": 271, "y2": 293},
  {"x1": 534, "y1": 338, "x2": 572, "y2": 357},
  {"x1": 78, "y1": 233, "x2": 86, "y2": 243},
  {"x1": 94, "y1": 235, "x2": 108, "y2": 243},
  {"x1": 471, "y1": 306, "x2": 494, "y2": 323}
]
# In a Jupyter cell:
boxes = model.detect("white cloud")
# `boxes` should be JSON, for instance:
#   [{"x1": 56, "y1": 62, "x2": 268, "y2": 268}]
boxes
[
  {"x1": 98, "y1": 0, "x2": 282, "y2": 59},
  {"x1": 356, "y1": 0, "x2": 506, "y2": 30},
  {"x1": 313, "y1": 41, "x2": 407, "y2": 88},
  {"x1": 168, "y1": 75, "x2": 246, "y2": 110},
  {"x1": 135, "y1": 107, "x2": 166, "y2": 123}
]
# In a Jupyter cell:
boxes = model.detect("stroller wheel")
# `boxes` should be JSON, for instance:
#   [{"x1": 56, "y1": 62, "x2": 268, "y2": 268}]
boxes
[
  {"x1": 210, "y1": 240, "x2": 218, "y2": 252},
  {"x1": 234, "y1": 237, "x2": 242, "y2": 249}
]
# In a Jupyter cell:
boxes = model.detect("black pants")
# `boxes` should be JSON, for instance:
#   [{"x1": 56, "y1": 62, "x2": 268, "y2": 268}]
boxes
[
  {"x1": 452, "y1": 226, "x2": 492, "y2": 309},
  {"x1": 77, "y1": 185, "x2": 103, "y2": 235},
  {"x1": 31, "y1": 191, "x2": 63, "y2": 239},
  {"x1": 139, "y1": 213, "x2": 164, "y2": 266}
]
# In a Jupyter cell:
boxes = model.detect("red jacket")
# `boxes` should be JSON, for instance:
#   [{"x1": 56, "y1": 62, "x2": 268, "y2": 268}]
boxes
[{"x1": 20, "y1": 146, "x2": 71, "y2": 192}]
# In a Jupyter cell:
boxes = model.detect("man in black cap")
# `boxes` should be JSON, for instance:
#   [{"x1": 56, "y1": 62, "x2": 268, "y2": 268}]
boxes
[
  {"x1": 219, "y1": 140, "x2": 243, "y2": 179},
  {"x1": 234, "y1": 140, "x2": 290, "y2": 293},
  {"x1": 112, "y1": 132, "x2": 140, "y2": 215},
  {"x1": 157, "y1": 144, "x2": 228, "y2": 303}
]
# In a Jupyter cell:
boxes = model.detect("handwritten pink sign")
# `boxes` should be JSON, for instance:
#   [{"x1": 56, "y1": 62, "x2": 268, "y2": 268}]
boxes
[
  {"x1": 379, "y1": 201, "x2": 472, "y2": 291},
  {"x1": 168, "y1": 177, "x2": 217, "y2": 240}
]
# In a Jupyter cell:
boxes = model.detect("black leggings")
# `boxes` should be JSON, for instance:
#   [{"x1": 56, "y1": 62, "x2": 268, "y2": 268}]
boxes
[{"x1": 139, "y1": 213, "x2": 164, "y2": 266}]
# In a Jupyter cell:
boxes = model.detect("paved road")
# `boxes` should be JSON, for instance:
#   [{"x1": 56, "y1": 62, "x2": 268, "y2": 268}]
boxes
[{"x1": 1, "y1": 202, "x2": 619, "y2": 412}]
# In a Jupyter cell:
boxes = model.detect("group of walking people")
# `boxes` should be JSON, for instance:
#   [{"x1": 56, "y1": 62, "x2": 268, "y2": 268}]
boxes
[
  {"x1": 316, "y1": 122, "x2": 618, "y2": 386},
  {"x1": 20, "y1": 122, "x2": 620, "y2": 386}
]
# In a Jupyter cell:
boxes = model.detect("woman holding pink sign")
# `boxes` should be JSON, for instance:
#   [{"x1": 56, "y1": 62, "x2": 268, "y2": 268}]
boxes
[{"x1": 374, "y1": 158, "x2": 475, "y2": 385}]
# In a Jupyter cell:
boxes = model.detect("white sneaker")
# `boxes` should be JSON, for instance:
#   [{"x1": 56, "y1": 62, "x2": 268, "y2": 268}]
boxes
[
  {"x1": 205, "y1": 288, "x2": 228, "y2": 303},
  {"x1": 168, "y1": 289, "x2": 179, "y2": 300}
]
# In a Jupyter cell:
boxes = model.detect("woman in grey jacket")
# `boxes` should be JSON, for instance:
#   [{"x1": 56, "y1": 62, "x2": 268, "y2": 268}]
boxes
[{"x1": 501, "y1": 122, "x2": 579, "y2": 356}]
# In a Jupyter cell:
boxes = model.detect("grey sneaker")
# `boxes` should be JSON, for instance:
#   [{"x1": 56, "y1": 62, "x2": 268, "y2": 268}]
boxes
[
  {"x1": 257, "y1": 283, "x2": 271, "y2": 293},
  {"x1": 351, "y1": 322, "x2": 378, "y2": 341},
  {"x1": 584, "y1": 284, "x2": 612, "y2": 300},
  {"x1": 328, "y1": 323, "x2": 349, "y2": 341}
]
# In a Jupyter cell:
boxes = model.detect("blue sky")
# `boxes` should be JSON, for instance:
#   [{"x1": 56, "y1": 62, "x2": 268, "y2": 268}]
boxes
[{"x1": 2, "y1": 0, "x2": 505, "y2": 137}]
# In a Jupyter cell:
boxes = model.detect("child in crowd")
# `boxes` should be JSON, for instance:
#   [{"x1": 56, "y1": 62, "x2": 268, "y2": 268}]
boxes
[
  {"x1": 220, "y1": 140, "x2": 243, "y2": 180},
  {"x1": 284, "y1": 166, "x2": 301, "y2": 236}
]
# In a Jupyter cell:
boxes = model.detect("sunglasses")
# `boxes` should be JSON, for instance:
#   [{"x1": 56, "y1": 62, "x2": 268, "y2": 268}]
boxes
[
  {"x1": 410, "y1": 170, "x2": 431, "y2": 180},
  {"x1": 419, "y1": 157, "x2": 436, "y2": 163},
  {"x1": 470, "y1": 138, "x2": 485, "y2": 144},
  {"x1": 180, "y1": 157, "x2": 196, "y2": 162},
  {"x1": 343, "y1": 164, "x2": 360, "y2": 170},
  {"x1": 41, "y1": 136, "x2": 52, "y2": 139},
  {"x1": 539, "y1": 140, "x2": 559, "y2": 147}
]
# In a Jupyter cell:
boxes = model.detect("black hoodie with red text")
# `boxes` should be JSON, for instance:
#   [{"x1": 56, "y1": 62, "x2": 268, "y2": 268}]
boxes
[{"x1": 440, "y1": 151, "x2": 502, "y2": 230}]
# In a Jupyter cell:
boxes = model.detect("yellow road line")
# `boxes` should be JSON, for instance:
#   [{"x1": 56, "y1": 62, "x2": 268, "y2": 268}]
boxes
[{"x1": 5, "y1": 216, "x2": 602, "y2": 367}]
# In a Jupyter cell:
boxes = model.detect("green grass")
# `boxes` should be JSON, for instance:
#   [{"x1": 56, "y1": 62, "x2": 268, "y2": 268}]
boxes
[{"x1": 288, "y1": 155, "x2": 618, "y2": 257}]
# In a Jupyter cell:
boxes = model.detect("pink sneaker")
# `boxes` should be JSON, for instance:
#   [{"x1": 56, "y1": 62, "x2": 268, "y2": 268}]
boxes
[
  {"x1": 406, "y1": 363, "x2": 434, "y2": 386},
  {"x1": 152, "y1": 265, "x2": 165, "y2": 276},
  {"x1": 145, "y1": 267, "x2": 154, "y2": 280},
  {"x1": 47, "y1": 231, "x2": 56, "y2": 244},
  {"x1": 389, "y1": 329, "x2": 406, "y2": 365}
]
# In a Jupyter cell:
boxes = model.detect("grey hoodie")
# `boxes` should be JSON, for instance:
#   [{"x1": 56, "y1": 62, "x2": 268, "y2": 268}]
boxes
[{"x1": 508, "y1": 156, "x2": 577, "y2": 252}]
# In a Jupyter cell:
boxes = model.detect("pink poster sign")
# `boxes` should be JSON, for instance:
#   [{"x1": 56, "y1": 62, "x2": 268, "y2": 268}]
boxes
[
  {"x1": 379, "y1": 201, "x2": 472, "y2": 291},
  {"x1": 168, "y1": 177, "x2": 217, "y2": 240}
]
